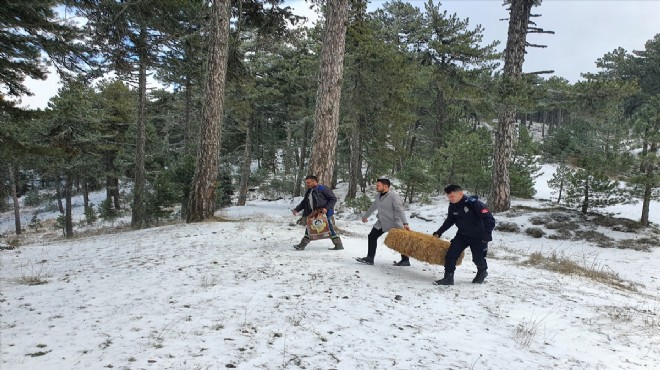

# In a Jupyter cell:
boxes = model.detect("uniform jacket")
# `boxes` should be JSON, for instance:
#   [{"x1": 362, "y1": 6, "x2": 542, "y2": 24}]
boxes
[
  {"x1": 294, "y1": 185, "x2": 337, "y2": 217},
  {"x1": 362, "y1": 191, "x2": 408, "y2": 232},
  {"x1": 435, "y1": 195, "x2": 496, "y2": 241}
]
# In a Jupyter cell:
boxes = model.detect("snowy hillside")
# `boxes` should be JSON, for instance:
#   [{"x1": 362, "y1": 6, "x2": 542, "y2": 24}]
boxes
[{"x1": 1, "y1": 165, "x2": 659, "y2": 369}]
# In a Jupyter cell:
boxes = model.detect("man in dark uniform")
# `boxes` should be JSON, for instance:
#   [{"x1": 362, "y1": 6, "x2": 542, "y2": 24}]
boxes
[
  {"x1": 292, "y1": 175, "x2": 344, "y2": 251},
  {"x1": 433, "y1": 185, "x2": 496, "y2": 285}
]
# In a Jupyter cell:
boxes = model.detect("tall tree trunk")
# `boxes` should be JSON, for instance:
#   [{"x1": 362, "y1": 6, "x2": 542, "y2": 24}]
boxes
[
  {"x1": 238, "y1": 117, "x2": 254, "y2": 206},
  {"x1": 331, "y1": 156, "x2": 338, "y2": 189},
  {"x1": 581, "y1": 175, "x2": 589, "y2": 214},
  {"x1": 112, "y1": 177, "x2": 120, "y2": 210},
  {"x1": 432, "y1": 85, "x2": 447, "y2": 150},
  {"x1": 294, "y1": 119, "x2": 310, "y2": 197},
  {"x1": 183, "y1": 76, "x2": 194, "y2": 156},
  {"x1": 8, "y1": 165, "x2": 21, "y2": 235},
  {"x1": 65, "y1": 174, "x2": 74, "y2": 237},
  {"x1": 541, "y1": 116, "x2": 545, "y2": 138},
  {"x1": 490, "y1": 0, "x2": 535, "y2": 212},
  {"x1": 347, "y1": 119, "x2": 362, "y2": 199},
  {"x1": 131, "y1": 25, "x2": 148, "y2": 229},
  {"x1": 105, "y1": 155, "x2": 113, "y2": 205},
  {"x1": 640, "y1": 141, "x2": 657, "y2": 226},
  {"x1": 55, "y1": 175, "x2": 64, "y2": 214},
  {"x1": 284, "y1": 123, "x2": 293, "y2": 175},
  {"x1": 83, "y1": 180, "x2": 89, "y2": 209},
  {"x1": 308, "y1": 0, "x2": 349, "y2": 185},
  {"x1": 186, "y1": 0, "x2": 231, "y2": 222}
]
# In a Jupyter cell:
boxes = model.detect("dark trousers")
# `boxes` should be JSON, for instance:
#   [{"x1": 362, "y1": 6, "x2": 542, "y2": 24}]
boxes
[
  {"x1": 367, "y1": 228, "x2": 408, "y2": 261},
  {"x1": 444, "y1": 234, "x2": 488, "y2": 273}
]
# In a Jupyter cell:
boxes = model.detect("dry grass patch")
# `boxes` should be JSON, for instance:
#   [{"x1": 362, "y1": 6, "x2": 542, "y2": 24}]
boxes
[
  {"x1": 613, "y1": 237, "x2": 659, "y2": 252},
  {"x1": 521, "y1": 251, "x2": 637, "y2": 292},
  {"x1": 15, "y1": 261, "x2": 51, "y2": 286}
]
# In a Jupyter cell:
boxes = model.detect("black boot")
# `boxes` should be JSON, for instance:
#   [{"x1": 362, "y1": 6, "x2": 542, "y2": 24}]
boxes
[
  {"x1": 355, "y1": 257, "x2": 374, "y2": 265},
  {"x1": 434, "y1": 272, "x2": 454, "y2": 286},
  {"x1": 393, "y1": 256, "x2": 410, "y2": 266},
  {"x1": 472, "y1": 270, "x2": 488, "y2": 284}
]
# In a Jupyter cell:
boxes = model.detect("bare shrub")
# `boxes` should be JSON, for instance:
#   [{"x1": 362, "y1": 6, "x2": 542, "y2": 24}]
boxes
[
  {"x1": 573, "y1": 230, "x2": 614, "y2": 247},
  {"x1": 548, "y1": 229, "x2": 573, "y2": 240},
  {"x1": 513, "y1": 316, "x2": 543, "y2": 347},
  {"x1": 529, "y1": 216, "x2": 551, "y2": 226},
  {"x1": 496, "y1": 222, "x2": 520, "y2": 233},
  {"x1": 525, "y1": 227, "x2": 545, "y2": 238},
  {"x1": 549, "y1": 212, "x2": 571, "y2": 222},
  {"x1": 545, "y1": 221, "x2": 579, "y2": 230}
]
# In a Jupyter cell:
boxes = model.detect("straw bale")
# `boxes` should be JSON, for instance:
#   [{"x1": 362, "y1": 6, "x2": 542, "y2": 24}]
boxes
[{"x1": 384, "y1": 228, "x2": 464, "y2": 266}]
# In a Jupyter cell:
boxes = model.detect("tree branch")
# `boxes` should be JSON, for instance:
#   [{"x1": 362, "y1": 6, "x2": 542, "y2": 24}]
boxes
[{"x1": 524, "y1": 70, "x2": 555, "y2": 75}]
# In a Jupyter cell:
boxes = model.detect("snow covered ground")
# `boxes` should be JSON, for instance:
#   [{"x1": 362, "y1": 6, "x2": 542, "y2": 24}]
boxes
[{"x1": 1, "y1": 165, "x2": 659, "y2": 369}]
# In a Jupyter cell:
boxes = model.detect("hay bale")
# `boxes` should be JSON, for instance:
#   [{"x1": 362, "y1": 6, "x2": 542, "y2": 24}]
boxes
[{"x1": 384, "y1": 228, "x2": 464, "y2": 266}]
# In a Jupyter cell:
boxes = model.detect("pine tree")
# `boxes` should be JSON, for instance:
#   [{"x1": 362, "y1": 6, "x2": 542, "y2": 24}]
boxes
[
  {"x1": 491, "y1": 0, "x2": 552, "y2": 212},
  {"x1": 186, "y1": 0, "x2": 232, "y2": 222},
  {"x1": 308, "y1": 0, "x2": 350, "y2": 185},
  {"x1": 42, "y1": 80, "x2": 101, "y2": 237},
  {"x1": 0, "y1": 1, "x2": 89, "y2": 100}
]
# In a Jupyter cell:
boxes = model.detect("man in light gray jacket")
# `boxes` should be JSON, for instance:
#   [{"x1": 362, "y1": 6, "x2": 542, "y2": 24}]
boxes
[{"x1": 355, "y1": 178, "x2": 411, "y2": 266}]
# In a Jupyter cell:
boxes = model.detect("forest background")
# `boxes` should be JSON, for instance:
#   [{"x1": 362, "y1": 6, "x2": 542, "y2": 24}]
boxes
[{"x1": 1, "y1": 0, "x2": 659, "y2": 237}]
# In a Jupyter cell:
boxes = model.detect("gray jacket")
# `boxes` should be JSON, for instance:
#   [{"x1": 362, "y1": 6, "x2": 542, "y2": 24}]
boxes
[{"x1": 362, "y1": 191, "x2": 408, "y2": 232}]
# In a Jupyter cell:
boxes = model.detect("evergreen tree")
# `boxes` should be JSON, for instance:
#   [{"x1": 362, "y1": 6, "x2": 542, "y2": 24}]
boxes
[
  {"x1": 562, "y1": 167, "x2": 627, "y2": 214},
  {"x1": 491, "y1": 0, "x2": 551, "y2": 212},
  {"x1": 73, "y1": 0, "x2": 188, "y2": 228},
  {"x1": 547, "y1": 164, "x2": 571, "y2": 204},
  {"x1": 0, "y1": 1, "x2": 90, "y2": 100},
  {"x1": 187, "y1": 0, "x2": 232, "y2": 222},
  {"x1": 42, "y1": 80, "x2": 101, "y2": 237},
  {"x1": 597, "y1": 35, "x2": 660, "y2": 226},
  {"x1": 96, "y1": 80, "x2": 136, "y2": 211},
  {"x1": 309, "y1": 0, "x2": 350, "y2": 185}
]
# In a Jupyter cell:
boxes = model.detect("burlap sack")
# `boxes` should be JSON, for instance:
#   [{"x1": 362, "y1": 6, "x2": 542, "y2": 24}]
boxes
[
  {"x1": 384, "y1": 228, "x2": 464, "y2": 266},
  {"x1": 306, "y1": 213, "x2": 332, "y2": 240}
]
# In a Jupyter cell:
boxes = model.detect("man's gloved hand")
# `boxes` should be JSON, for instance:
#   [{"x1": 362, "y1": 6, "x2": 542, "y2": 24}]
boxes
[{"x1": 432, "y1": 232, "x2": 441, "y2": 238}]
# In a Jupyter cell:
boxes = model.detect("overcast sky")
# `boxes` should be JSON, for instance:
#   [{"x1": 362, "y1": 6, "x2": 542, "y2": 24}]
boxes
[{"x1": 16, "y1": 0, "x2": 660, "y2": 110}]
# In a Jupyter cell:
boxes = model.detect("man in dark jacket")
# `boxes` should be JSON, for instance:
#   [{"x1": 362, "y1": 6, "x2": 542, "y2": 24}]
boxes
[
  {"x1": 433, "y1": 185, "x2": 495, "y2": 285},
  {"x1": 292, "y1": 175, "x2": 344, "y2": 251}
]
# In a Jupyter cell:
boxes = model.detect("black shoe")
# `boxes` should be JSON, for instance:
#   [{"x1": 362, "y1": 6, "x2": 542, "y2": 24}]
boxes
[
  {"x1": 393, "y1": 259, "x2": 410, "y2": 266},
  {"x1": 293, "y1": 245, "x2": 306, "y2": 251},
  {"x1": 355, "y1": 257, "x2": 374, "y2": 265},
  {"x1": 433, "y1": 273, "x2": 454, "y2": 286},
  {"x1": 472, "y1": 270, "x2": 488, "y2": 284}
]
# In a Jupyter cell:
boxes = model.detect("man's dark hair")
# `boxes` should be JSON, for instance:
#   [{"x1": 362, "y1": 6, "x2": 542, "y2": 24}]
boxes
[
  {"x1": 377, "y1": 178, "x2": 391, "y2": 187},
  {"x1": 444, "y1": 184, "x2": 463, "y2": 194},
  {"x1": 305, "y1": 175, "x2": 318, "y2": 182}
]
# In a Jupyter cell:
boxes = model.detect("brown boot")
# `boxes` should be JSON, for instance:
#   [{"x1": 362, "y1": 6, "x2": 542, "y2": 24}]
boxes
[
  {"x1": 328, "y1": 237, "x2": 344, "y2": 250},
  {"x1": 293, "y1": 237, "x2": 311, "y2": 250}
]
